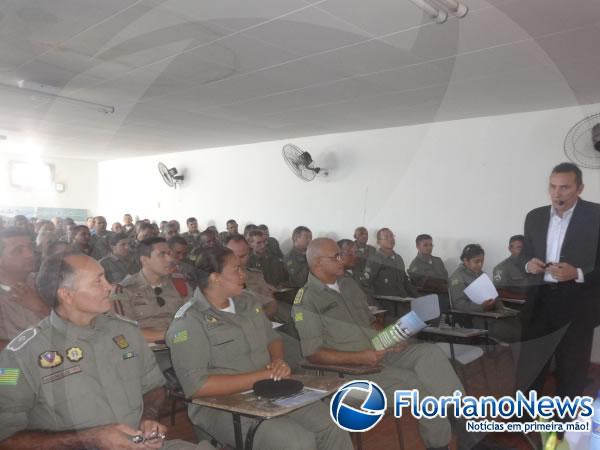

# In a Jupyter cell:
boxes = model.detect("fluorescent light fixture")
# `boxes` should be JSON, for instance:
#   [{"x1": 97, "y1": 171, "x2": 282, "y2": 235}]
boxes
[
  {"x1": 435, "y1": 0, "x2": 468, "y2": 17},
  {"x1": 408, "y1": 0, "x2": 448, "y2": 23},
  {"x1": 0, "y1": 81, "x2": 115, "y2": 114}
]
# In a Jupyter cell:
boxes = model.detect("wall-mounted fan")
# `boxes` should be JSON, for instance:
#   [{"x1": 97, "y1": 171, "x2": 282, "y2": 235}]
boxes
[
  {"x1": 282, "y1": 143, "x2": 328, "y2": 182},
  {"x1": 158, "y1": 162, "x2": 184, "y2": 188},
  {"x1": 564, "y1": 113, "x2": 600, "y2": 169}
]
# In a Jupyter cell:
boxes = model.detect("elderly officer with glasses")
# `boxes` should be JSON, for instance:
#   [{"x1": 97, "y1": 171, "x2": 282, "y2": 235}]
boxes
[{"x1": 115, "y1": 238, "x2": 189, "y2": 351}]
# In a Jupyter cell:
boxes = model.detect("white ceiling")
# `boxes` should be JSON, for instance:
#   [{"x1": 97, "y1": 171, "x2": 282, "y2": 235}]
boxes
[{"x1": 0, "y1": 0, "x2": 599, "y2": 159}]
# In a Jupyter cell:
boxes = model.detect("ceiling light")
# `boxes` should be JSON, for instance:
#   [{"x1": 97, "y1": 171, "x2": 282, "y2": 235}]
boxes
[
  {"x1": 0, "y1": 80, "x2": 115, "y2": 114},
  {"x1": 408, "y1": 0, "x2": 448, "y2": 24}
]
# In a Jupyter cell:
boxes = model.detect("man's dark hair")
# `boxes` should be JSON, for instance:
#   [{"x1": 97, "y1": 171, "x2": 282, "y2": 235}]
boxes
[
  {"x1": 416, "y1": 234, "x2": 433, "y2": 245},
  {"x1": 552, "y1": 162, "x2": 583, "y2": 186},
  {"x1": 36, "y1": 251, "x2": 80, "y2": 308},
  {"x1": 138, "y1": 237, "x2": 166, "y2": 259},
  {"x1": 509, "y1": 234, "x2": 525, "y2": 245},
  {"x1": 257, "y1": 224, "x2": 268, "y2": 231},
  {"x1": 292, "y1": 226, "x2": 311, "y2": 241},
  {"x1": 460, "y1": 244, "x2": 485, "y2": 261},
  {"x1": 226, "y1": 219, "x2": 237, "y2": 226},
  {"x1": 167, "y1": 236, "x2": 188, "y2": 248},
  {"x1": 225, "y1": 234, "x2": 248, "y2": 246},
  {"x1": 337, "y1": 239, "x2": 354, "y2": 252},
  {"x1": 247, "y1": 229, "x2": 265, "y2": 241},
  {"x1": 196, "y1": 247, "x2": 234, "y2": 289},
  {"x1": 376, "y1": 228, "x2": 392, "y2": 241},
  {"x1": 186, "y1": 217, "x2": 197, "y2": 225},
  {"x1": 109, "y1": 233, "x2": 129, "y2": 247},
  {"x1": 0, "y1": 227, "x2": 33, "y2": 255},
  {"x1": 72, "y1": 225, "x2": 89, "y2": 235}
]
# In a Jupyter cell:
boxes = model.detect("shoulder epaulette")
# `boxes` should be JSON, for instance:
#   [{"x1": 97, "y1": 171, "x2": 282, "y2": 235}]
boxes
[
  {"x1": 293, "y1": 288, "x2": 305, "y2": 305},
  {"x1": 174, "y1": 300, "x2": 194, "y2": 319},
  {"x1": 247, "y1": 267, "x2": 261, "y2": 273},
  {"x1": 6, "y1": 327, "x2": 38, "y2": 352},
  {"x1": 111, "y1": 313, "x2": 138, "y2": 326}
]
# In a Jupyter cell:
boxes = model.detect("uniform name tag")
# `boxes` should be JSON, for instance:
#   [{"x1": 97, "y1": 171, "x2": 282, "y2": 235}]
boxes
[{"x1": 42, "y1": 366, "x2": 82, "y2": 384}]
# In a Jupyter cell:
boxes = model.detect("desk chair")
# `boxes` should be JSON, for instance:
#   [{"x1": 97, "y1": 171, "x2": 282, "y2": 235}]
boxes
[
  {"x1": 162, "y1": 368, "x2": 228, "y2": 448},
  {"x1": 300, "y1": 362, "x2": 404, "y2": 450}
]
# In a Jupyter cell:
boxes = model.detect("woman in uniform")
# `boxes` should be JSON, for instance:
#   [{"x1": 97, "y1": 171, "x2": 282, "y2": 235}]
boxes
[
  {"x1": 167, "y1": 246, "x2": 351, "y2": 450},
  {"x1": 448, "y1": 244, "x2": 520, "y2": 342}
]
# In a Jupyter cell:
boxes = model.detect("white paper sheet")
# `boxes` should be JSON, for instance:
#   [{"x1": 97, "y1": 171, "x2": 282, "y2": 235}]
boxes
[{"x1": 463, "y1": 273, "x2": 498, "y2": 305}]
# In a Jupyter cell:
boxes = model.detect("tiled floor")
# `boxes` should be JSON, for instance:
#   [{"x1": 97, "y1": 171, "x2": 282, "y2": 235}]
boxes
[{"x1": 161, "y1": 354, "x2": 600, "y2": 449}]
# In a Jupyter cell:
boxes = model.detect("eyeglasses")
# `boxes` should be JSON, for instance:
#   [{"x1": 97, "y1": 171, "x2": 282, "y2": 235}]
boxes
[
  {"x1": 153, "y1": 287, "x2": 166, "y2": 307},
  {"x1": 320, "y1": 253, "x2": 342, "y2": 262}
]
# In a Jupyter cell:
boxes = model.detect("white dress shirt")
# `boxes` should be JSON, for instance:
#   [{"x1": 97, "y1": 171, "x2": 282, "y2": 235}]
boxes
[{"x1": 543, "y1": 202, "x2": 584, "y2": 283}]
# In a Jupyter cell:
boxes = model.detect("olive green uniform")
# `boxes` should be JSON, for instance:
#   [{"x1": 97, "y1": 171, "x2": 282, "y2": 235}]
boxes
[
  {"x1": 292, "y1": 274, "x2": 464, "y2": 449},
  {"x1": 181, "y1": 232, "x2": 201, "y2": 249},
  {"x1": 354, "y1": 242, "x2": 376, "y2": 276},
  {"x1": 284, "y1": 248, "x2": 309, "y2": 288},
  {"x1": 248, "y1": 251, "x2": 288, "y2": 287},
  {"x1": 90, "y1": 231, "x2": 112, "y2": 260},
  {"x1": 167, "y1": 290, "x2": 352, "y2": 450},
  {"x1": 118, "y1": 271, "x2": 188, "y2": 331},
  {"x1": 492, "y1": 256, "x2": 528, "y2": 295},
  {"x1": 267, "y1": 236, "x2": 283, "y2": 258},
  {"x1": 408, "y1": 254, "x2": 449, "y2": 293},
  {"x1": 448, "y1": 264, "x2": 521, "y2": 342},
  {"x1": 364, "y1": 250, "x2": 419, "y2": 298},
  {"x1": 0, "y1": 279, "x2": 47, "y2": 341},
  {"x1": 0, "y1": 311, "x2": 208, "y2": 449},
  {"x1": 99, "y1": 253, "x2": 141, "y2": 284}
]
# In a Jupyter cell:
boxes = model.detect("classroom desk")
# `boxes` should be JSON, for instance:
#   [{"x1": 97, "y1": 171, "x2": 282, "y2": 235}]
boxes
[{"x1": 191, "y1": 374, "x2": 343, "y2": 450}]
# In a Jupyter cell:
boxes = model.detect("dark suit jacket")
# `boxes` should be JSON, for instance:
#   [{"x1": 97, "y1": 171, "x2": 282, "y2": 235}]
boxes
[{"x1": 523, "y1": 198, "x2": 600, "y2": 328}]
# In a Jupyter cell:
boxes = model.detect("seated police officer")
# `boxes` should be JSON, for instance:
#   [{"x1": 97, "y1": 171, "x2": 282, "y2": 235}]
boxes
[
  {"x1": 492, "y1": 235, "x2": 528, "y2": 299},
  {"x1": 117, "y1": 238, "x2": 188, "y2": 344},
  {"x1": 292, "y1": 239, "x2": 507, "y2": 450},
  {"x1": 0, "y1": 251, "x2": 210, "y2": 450},
  {"x1": 284, "y1": 226, "x2": 312, "y2": 288},
  {"x1": 99, "y1": 232, "x2": 141, "y2": 284},
  {"x1": 167, "y1": 246, "x2": 352, "y2": 450},
  {"x1": 247, "y1": 229, "x2": 288, "y2": 287},
  {"x1": 364, "y1": 228, "x2": 418, "y2": 303}
]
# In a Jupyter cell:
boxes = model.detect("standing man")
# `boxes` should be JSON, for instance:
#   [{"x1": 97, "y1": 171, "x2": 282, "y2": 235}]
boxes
[
  {"x1": 70, "y1": 225, "x2": 93, "y2": 256},
  {"x1": 493, "y1": 235, "x2": 528, "y2": 299},
  {"x1": 518, "y1": 162, "x2": 600, "y2": 402},
  {"x1": 285, "y1": 226, "x2": 312, "y2": 288},
  {"x1": 122, "y1": 213, "x2": 135, "y2": 235}
]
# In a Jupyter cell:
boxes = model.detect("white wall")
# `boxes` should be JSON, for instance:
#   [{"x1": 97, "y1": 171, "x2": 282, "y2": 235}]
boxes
[
  {"x1": 0, "y1": 154, "x2": 98, "y2": 218},
  {"x1": 98, "y1": 103, "x2": 600, "y2": 269},
  {"x1": 99, "y1": 102, "x2": 600, "y2": 362}
]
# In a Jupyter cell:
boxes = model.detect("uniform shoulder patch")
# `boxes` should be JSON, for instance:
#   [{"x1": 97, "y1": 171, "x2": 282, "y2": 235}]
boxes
[
  {"x1": 293, "y1": 288, "x2": 304, "y2": 304},
  {"x1": 174, "y1": 300, "x2": 194, "y2": 319},
  {"x1": 6, "y1": 327, "x2": 38, "y2": 352}
]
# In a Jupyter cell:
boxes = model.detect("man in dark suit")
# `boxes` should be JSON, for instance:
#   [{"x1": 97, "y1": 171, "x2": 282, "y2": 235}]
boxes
[{"x1": 518, "y1": 162, "x2": 600, "y2": 401}]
